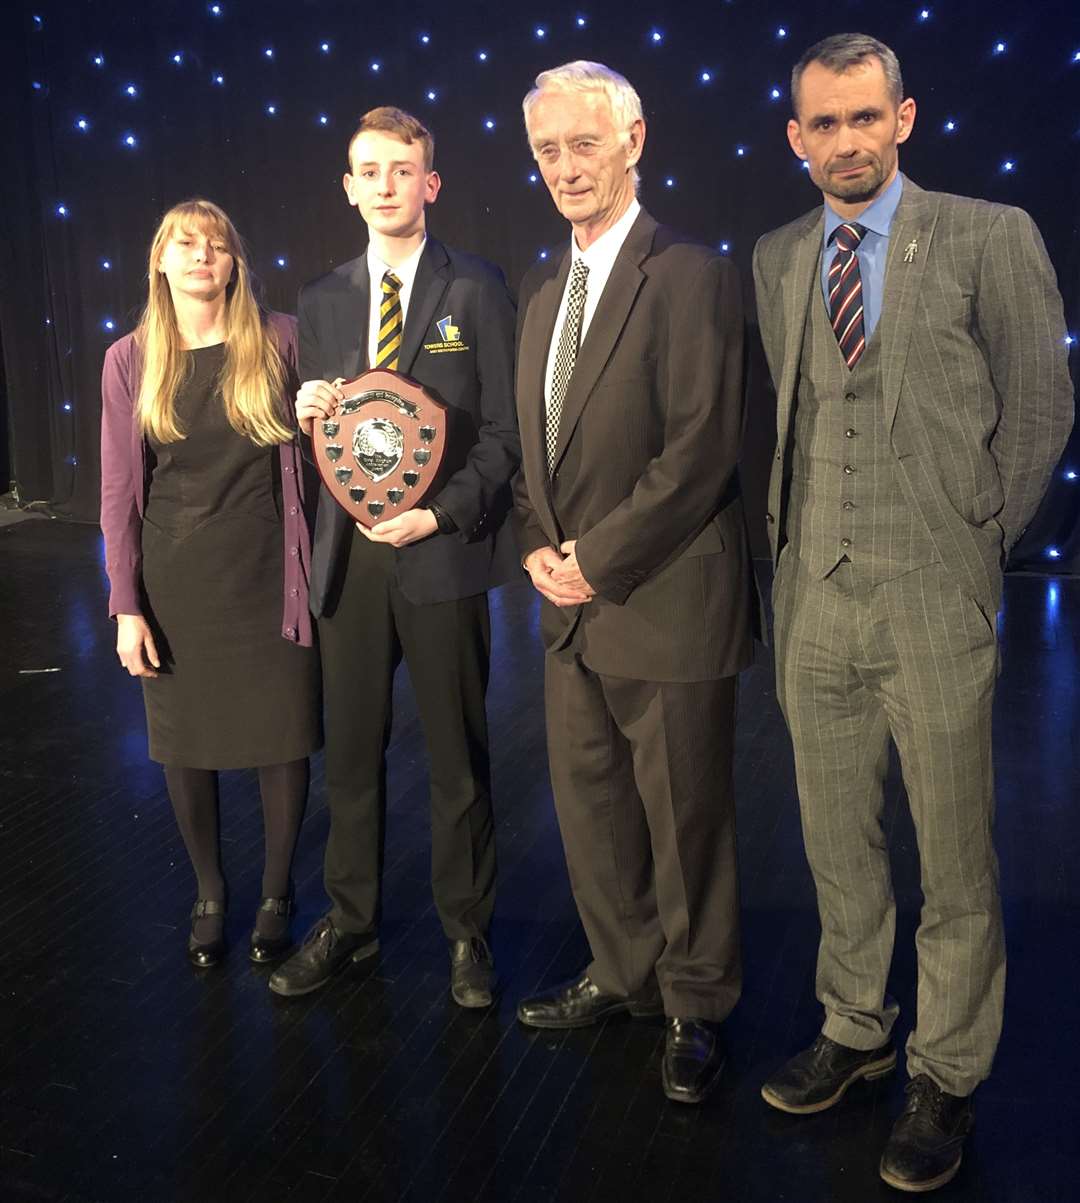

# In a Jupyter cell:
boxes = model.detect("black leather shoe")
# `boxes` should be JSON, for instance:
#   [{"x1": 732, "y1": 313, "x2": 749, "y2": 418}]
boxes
[
  {"x1": 450, "y1": 936, "x2": 495, "y2": 1008},
  {"x1": 879, "y1": 1075, "x2": 972, "y2": 1193},
  {"x1": 516, "y1": 972, "x2": 664, "y2": 1029},
  {"x1": 187, "y1": 899, "x2": 226, "y2": 969},
  {"x1": 761, "y1": 1033, "x2": 897, "y2": 1114},
  {"x1": 662, "y1": 1017, "x2": 725, "y2": 1104},
  {"x1": 249, "y1": 896, "x2": 295, "y2": 964},
  {"x1": 267, "y1": 915, "x2": 379, "y2": 997}
]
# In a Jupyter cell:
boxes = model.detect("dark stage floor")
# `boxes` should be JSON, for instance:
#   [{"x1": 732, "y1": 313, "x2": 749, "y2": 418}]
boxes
[{"x1": 2, "y1": 520, "x2": 1078, "y2": 1203}]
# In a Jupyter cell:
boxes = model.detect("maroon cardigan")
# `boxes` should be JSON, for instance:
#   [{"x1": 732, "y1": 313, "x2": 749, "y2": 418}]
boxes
[{"x1": 99, "y1": 311, "x2": 314, "y2": 647}]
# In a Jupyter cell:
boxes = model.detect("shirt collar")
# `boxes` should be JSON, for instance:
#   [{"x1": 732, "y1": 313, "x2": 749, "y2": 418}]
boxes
[
  {"x1": 367, "y1": 236, "x2": 427, "y2": 290},
  {"x1": 571, "y1": 198, "x2": 641, "y2": 268},
  {"x1": 823, "y1": 171, "x2": 904, "y2": 245}
]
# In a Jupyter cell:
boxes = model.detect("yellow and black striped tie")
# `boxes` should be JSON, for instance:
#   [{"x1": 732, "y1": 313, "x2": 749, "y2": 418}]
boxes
[{"x1": 375, "y1": 270, "x2": 403, "y2": 370}]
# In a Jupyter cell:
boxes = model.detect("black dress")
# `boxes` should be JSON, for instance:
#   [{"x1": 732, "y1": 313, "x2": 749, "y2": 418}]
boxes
[{"x1": 140, "y1": 343, "x2": 320, "y2": 769}]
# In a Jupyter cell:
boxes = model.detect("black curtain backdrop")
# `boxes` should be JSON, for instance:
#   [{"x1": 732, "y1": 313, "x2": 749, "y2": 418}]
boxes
[{"x1": 4, "y1": 0, "x2": 1078, "y2": 568}]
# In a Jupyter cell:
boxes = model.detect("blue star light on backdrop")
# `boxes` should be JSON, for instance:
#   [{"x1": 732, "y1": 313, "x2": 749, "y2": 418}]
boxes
[
  {"x1": 55, "y1": 9, "x2": 847, "y2": 297},
  {"x1": 18, "y1": 1, "x2": 1080, "y2": 516}
]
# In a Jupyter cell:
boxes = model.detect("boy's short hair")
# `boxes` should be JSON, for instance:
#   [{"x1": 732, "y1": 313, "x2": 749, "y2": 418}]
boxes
[{"x1": 347, "y1": 106, "x2": 435, "y2": 172}]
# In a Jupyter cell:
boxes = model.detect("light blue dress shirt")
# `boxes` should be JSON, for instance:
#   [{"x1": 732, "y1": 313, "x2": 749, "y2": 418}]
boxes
[{"x1": 820, "y1": 171, "x2": 904, "y2": 343}]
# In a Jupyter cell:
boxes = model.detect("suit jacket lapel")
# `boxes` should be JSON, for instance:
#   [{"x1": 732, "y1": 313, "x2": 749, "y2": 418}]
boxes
[
  {"x1": 332, "y1": 254, "x2": 370, "y2": 379},
  {"x1": 398, "y1": 238, "x2": 451, "y2": 376},
  {"x1": 549, "y1": 209, "x2": 653, "y2": 472},
  {"x1": 519, "y1": 251, "x2": 570, "y2": 540},
  {"x1": 879, "y1": 178, "x2": 937, "y2": 434},
  {"x1": 775, "y1": 210, "x2": 823, "y2": 450}
]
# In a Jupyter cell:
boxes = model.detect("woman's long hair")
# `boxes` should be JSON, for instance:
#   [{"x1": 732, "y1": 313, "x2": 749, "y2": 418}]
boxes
[{"x1": 134, "y1": 199, "x2": 292, "y2": 446}]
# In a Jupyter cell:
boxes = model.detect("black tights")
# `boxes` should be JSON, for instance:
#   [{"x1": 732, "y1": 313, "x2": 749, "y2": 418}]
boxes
[{"x1": 164, "y1": 759, "x2": 309, "y2": 940}]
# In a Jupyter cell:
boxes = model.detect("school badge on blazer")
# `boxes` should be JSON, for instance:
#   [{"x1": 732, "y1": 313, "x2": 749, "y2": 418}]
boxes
[
  {"x1": 423, "y1": 314, "x2": 470, "y2": 354},
  {"x1": 313, "y1": 368, "x2": 448, "y2": 527}
]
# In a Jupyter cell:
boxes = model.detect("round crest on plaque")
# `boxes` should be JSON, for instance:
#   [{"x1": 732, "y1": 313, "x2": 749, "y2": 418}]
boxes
[{"x1": 312, "y1": 368, "x2": 448, "y2": 528}]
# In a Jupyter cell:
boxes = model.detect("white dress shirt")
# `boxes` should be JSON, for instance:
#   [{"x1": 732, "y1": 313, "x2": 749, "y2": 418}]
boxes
[
  {"x1": 543, "y1": 199, "x2": 641, "y2": 412},
  {"x1": 366, "y1": 237, "x2": 426, "y2": 369}
]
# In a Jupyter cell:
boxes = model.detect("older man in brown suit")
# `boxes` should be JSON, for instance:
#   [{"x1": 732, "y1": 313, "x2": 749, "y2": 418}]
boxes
[{"x1": 511, "y1": 60, "x2": 759, "y2": 1105}]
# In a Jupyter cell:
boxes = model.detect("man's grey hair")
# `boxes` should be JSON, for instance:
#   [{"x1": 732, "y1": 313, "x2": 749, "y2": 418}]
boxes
[
  {"x1": 522, "y1": 60, "x2": 644, "y2": 188},
  {"x1": 790, "y1": 33, "x2": 904, "y2": 117}
]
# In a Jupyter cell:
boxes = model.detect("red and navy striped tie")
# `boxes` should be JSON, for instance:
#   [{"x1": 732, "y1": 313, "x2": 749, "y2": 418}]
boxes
[{"x1": 828, "y1": 222, "x2": 867, "y2": 369}]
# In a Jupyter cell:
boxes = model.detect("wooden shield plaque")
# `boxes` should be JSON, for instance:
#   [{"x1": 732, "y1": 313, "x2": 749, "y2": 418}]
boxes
[{"x1": 313, "y1": 369, "x2": 448, "y2": 528}]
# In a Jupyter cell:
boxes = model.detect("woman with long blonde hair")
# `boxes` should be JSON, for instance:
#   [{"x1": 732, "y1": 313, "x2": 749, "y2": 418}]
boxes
[{"x1": 100, "y1": 199, "x2": 320, "y2": 968}]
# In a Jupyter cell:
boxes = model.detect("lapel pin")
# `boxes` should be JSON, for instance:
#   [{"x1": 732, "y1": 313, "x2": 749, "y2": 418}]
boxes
[{"x1": 903, "y1": 237, "x2": 919, "y2": 263}]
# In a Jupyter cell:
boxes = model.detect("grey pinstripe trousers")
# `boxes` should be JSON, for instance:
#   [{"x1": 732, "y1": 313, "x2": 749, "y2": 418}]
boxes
[{"x1": 773, "y1": 552, "x2": 1005, "y2": 1096}]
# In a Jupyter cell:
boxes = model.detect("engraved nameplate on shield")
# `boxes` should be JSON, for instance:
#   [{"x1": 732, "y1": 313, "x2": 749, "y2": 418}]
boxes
[{"x1": 312, "y1": 368, "x2": 448, "y2": 528}]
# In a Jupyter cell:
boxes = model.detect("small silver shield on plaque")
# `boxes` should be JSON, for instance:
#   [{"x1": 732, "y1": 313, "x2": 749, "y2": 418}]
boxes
[
  {"x1": 322, "y1": 420, "x2": 340, "y2": 438},
  {"x1": 334, "y1": 467, "x2": 353, "y2": 484},
  {"x1": 419, "y1": 425, "x2": 437, "y2": 443},
  {"x1": 367, "y1": 500, "x2": 385, "y2": 519},
  {"x1": 353, "y1": 418, "x2": 404, "y2": 482},
  {"x1": 349, "y1": 486, "x2": 366, "y2": 503},
  {"x1": 414, "y1": 448, "x2": 431, "y2": 466},
  {"x1": 325, "y1": 444, "x2": 343, "y2": 462},
  {"x1": 403, "y1": 470, "x2": 419, "y2": 487},
  {"x1": 387, "y1": 488, "x2": 404, "y2": 505}
]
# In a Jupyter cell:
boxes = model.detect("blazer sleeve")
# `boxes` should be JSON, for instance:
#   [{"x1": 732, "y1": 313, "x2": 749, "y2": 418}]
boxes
[
  {"x1": 99, "y1": 338, "x2": 144, "y2": 619},
  {"x1": 978, "y1": 206, "x2": 1074, "y2": 549},
  {"x1": 431, "y1": 269, "x2": 522, "y2": 539},
  {"x1": 510, "y1": 289, "x2": 552, "y2": 561},
  {"x1": 752, "y1": 236, "x2": 785, "y2": 389},
  {"x1": 574, "y1": 254, "x2": 747, "y2": 604},
  {"x1": 511, "y1": 468, "x2": 549, "y2": 561},
  {"x1": 296, "y1": 284, "x2": 322, "y2": 390}
]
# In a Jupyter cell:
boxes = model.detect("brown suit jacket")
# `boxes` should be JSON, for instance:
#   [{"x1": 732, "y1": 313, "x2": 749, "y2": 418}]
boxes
[{"x1": 513, "y1": 208, "x2": 758, "y2": 683}]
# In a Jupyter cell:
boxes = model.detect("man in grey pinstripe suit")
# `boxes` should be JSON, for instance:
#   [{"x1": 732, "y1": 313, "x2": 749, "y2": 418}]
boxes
[{"x1": 753, "y1": 33, "x2": 1073, "y2": 1193}]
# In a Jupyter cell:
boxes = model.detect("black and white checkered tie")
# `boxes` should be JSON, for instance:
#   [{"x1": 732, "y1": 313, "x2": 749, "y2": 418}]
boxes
[{"x1": 546, "y1": 259, "x2": 589, "y2": 474}]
